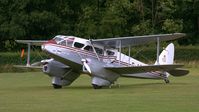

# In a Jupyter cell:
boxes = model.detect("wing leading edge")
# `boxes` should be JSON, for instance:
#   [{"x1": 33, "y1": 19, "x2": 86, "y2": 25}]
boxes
[{"x1": 92, "y1": 33, "x2": 186, "y2": 48}]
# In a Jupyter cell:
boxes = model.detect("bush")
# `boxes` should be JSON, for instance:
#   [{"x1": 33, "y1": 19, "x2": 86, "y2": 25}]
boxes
[{"x1": 0, "y1": 51, "x2": 48, "y2": 72}]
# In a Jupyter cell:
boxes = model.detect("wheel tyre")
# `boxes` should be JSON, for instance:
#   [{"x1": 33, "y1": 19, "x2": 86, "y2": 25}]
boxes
[
  {"x1": 164, "y1": 79, "x2": 170, "y2": 84},
  {"x1": 92, "y1": 84, "x2": 102, "y2": 89},
  {"x1": 53, "y1": 84, "x2": 62, "y2": 89}
]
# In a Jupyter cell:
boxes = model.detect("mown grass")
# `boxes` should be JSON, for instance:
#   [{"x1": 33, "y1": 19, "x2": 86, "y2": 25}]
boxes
[{"x1": 0, "y1": 67, "x2": 198, "y2": 112}]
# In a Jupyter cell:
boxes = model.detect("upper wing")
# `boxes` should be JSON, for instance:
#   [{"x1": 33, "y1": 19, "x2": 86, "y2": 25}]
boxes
[
  {"x1": 16, "y1": 40, "x2": 48, "y2": 46},
  {"x1": 92, "y1": 33, "x2": 185, "y2": 48},
  {"x1": 104, "y1": 64, "x2": 184, "y2": 74}
]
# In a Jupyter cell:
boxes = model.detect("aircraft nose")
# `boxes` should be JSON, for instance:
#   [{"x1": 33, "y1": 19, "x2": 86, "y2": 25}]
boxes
[
  {"x1": 47, "y1": 40, "x2": 56, "y2": 44},
  {"x1": 41, "y1": 39, "x2": 56, "y2": 51}
]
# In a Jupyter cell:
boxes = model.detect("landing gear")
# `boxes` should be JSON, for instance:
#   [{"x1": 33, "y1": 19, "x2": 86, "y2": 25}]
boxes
[
  {"x1": 52, "y1": 84, "x2": 62, "y2": 89},
  {"x1": 92, "y1": 84, "x2": 102, "y2": 89},
  {"x1": 91, "y1": 77, "x2": 111, "y2": 89},
  {"x1": 52, "y1": 77, "x2": 62, "y2": 89},
  {"x1": 109, "y1": 81, "x2": 120, "y2": 88},
  {"x1": 162, "y1": 72, "x2": 170, "y2": 84},
  {"x1": 164, "y1": 78, "x2": 170, "y2": 84}
]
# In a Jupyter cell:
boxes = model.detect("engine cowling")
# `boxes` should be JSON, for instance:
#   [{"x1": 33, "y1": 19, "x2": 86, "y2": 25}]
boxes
[{"x1": 42, "y1": 59, "x2": 67, "y2": 77}]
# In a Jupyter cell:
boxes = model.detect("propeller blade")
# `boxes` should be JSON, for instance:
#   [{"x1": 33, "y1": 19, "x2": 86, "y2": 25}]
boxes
[
  {"x1": 81, "y1": 59, "x2": 91, "y2": 74},
  {"x1": 84, "y1": 62, "x2": 91, "y2": 74}
]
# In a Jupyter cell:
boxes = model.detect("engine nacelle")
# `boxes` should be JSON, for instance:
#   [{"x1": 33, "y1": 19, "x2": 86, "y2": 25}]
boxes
[
  {"x1": 42, "y1": 59, "x2": 80, "y2": 88},
  {"x1": 91, "y1": 76, "x2": 111, "y2": 89},
  {"x1": 52, "y1": 76, "x2": 72, "y2": 87}
]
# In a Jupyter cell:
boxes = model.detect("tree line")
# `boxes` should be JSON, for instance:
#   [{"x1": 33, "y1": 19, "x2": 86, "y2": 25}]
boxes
[{"x1": 0, "y1": 0, "x2": 198, "y2": 51}]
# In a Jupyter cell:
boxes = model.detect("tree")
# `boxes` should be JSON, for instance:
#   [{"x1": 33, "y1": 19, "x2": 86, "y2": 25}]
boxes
[{"x1": 0, "y1": 0, "x2": 198, "y2": 51}]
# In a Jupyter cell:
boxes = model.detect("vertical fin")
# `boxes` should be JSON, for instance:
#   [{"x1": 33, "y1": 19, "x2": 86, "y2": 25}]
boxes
[{"x1": 155, "y1": 43, "x2": 174, "y2": 65}]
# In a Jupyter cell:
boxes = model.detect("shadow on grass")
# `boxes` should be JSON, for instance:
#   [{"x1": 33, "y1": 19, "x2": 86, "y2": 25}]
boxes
[
  {"x1": 117, "y1": 82, "x2": 189, "y2": 89},
  {"x1": 63, "y1": 82, "x2": 189, "y2": 90},
  {"x1": 63, "y1": 85, "x2": 92, "y2": 90},
  {"x1": 14, "y1": 85, "x2": 93, "y2": 91}
]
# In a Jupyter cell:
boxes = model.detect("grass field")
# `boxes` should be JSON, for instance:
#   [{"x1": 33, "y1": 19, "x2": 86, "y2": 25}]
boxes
[{"x1": 0, "y1": 67, "x2": 199, "y2": 112}]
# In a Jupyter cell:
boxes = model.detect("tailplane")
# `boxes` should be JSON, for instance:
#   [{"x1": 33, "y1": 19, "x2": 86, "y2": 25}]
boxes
[{"x1": 155, "y1": 43, "x2": 189, "y2": 77}]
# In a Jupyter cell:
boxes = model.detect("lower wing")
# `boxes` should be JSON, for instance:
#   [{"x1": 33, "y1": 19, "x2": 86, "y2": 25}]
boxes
[
  {"x1": 13, "y1": 65, "x2": 43, "y2": 69},
  {"x1": 104, "y1": 64, "x2": 188, "y2": 76}
]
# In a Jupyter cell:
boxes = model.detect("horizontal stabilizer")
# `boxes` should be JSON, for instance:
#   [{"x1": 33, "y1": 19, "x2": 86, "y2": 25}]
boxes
[
  {"x1": 13, "y1": 65, "x2": 43, "y2": 69},
  {"x1": 168, "y1": 68, "x2": 189, "y2": 77},
  {"x1": 105, "y1": 64, "x2": 184, "y2": 75}
]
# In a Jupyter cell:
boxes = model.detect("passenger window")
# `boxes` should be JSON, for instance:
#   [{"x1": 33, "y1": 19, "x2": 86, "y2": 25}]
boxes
[
  {"x1": 84, "y1": 46, "x2": 93, "y2": 52},
  {"x1": 94, "y1": 47, "x2": 103, "y2": 55},
  {"x1": 107, "y1": 50, "x2": 115, "y2": 55},
  {"x1": 74, "y1": 42, "x2": 84, "y2": 48},
  {"x1": 66, "y1": 38, "x2": 74, "y2": 47}
]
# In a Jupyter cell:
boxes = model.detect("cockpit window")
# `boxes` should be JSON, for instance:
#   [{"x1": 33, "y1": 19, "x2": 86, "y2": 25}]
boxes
[
  {"x1": 95, "y1": 47, "x2": 103, "y2": 55},
  {"x1": 74, "y1": 42, "x2": 84, "y2": 48},
  {"x1": 54, "y1": 37, "x2": 63, "y2": 43},
  {"x1": 58, "y1": 40, "x2": 66, "y2": 46},
  {"x1": 53, "y1": 36, "x2": 74, "y2": 47}
]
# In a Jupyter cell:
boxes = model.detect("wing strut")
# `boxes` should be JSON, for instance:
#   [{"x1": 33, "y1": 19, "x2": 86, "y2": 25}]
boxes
[
  {"x1": 119, "y1": 40, "x2": 122, "y2": 65},
  {"x1": 128, "y1": 45, "x2": 131, "y2": 66},
  {"x1": 156, "y1": 37, "x2": 160, "y2": 65},
  {"x1": 27, "y1": 43, "x2": 31, "y2": 66},
  {"x1": 90, "y1": 40, "x2": 100, "y2": 61}
]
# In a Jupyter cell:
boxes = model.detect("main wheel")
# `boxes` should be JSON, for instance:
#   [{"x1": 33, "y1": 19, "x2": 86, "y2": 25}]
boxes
[
  {"x1": 52, "y1": 84, "x2": 62, "y2": 89},
  {"x1": 92, "y1": 84, "x2": 102, "y2": 89},
  {"x1": 164, "y1": 79, "x2": 170, "y2": 84}
]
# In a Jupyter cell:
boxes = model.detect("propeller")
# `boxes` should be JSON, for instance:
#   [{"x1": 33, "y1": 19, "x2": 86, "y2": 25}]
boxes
[{"x1": 81, "y1": 59, "x2": 91, "y2": 74}]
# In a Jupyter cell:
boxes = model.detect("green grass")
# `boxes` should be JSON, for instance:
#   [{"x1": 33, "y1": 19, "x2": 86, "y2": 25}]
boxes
[{"x1": 0, "y1": 67, "x2": 199, "y2": 112}]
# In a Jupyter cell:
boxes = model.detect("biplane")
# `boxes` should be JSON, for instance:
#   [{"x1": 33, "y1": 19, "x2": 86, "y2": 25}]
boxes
[{"x1": 15, "y1": 33, "x2": 189, "y2": 89}]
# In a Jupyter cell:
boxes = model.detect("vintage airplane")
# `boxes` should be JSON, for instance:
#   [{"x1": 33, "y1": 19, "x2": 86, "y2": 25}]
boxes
[{"x1": 15, "y1": 33, "x2": 189, "y2": 89}]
